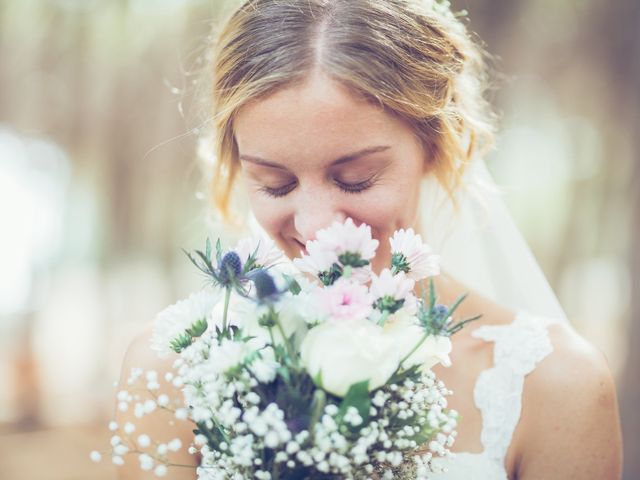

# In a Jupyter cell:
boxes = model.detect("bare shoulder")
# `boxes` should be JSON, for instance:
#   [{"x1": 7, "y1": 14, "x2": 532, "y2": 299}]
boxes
[
  {"x1": 514, "y1": 320, "x2": 623, "y2": 480},
  {"x1": 113, "y1": 324, "x2": 199, "y2": 480},
  {"x1": 525, "y1": 320, "x2": 618, "y2": 409},
  {"x1": 121, "y1": 323, "x2": 170, "y2": 373}
]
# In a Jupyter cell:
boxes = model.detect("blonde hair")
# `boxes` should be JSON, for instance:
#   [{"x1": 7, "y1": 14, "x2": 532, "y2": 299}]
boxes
[{"x1": 208, "y1": 0, "x2": 497, "y2": 222}]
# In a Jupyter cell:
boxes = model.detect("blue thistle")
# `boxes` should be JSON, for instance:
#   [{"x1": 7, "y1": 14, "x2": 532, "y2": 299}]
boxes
[
  {"x1": 219, "y1": 251, "x2": 242, "y2": 286},
  {"x1": 433, "y1": 304, "x2": 450, "y2": 328},
  {"x1": 253, "y1": 270, "x2": 280, "y2": 302},
  {"x1": 434, "y1": 304, "x2": 449, "y2": 317}
]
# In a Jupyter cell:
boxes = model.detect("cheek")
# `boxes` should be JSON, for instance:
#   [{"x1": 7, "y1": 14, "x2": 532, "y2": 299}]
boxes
[
  {"x1": 249, "y1": 193, "x2": 286, "y2": 231},
  {"x1": 345, "y1": 181, "x2": 420, "y2": 235},
  {"x1": 342, "y1": 181, "x2": 421, "y2": 271},
  {"x1": 247, "y1": 192, "x2": 290, "y2": 245}
]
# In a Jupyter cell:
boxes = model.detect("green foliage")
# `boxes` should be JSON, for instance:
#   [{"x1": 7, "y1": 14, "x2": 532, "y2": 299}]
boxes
[
  {"x1": 214, "y1": 322, "x2": 242, "y2": 342},
  {"x1": 241, "y1": 241, "x2": 262, "y2": 274},
  {"x1": 390, "y1": 252, "x2": 410, "y2": 274},
  {"x1": 387, "y1": 363, "x2": 422, "y2": 387},
  {"x1": 318, "y1": 263, "x2": 343, "y2": 286},
  {"x1": 183, "y1": 238, "x2": 253, "y2": 297},
  {"x1": 312, "y1": 369, "x2": 323, "y2": 389},
  {"x1": 205, "y1": 237, "x2": 212, "y2": 262},
  {"x1": 373, "y1": 295, "x2": 405, "y2": 314},
  {"x1": 193, "y1": 419, "x2": 228, "y2": 451},
  {"x1": 186, "y1": 317, "x2": 208, "y2": 337},
  {"x1": 307, "y1": 389, "x2": 327, "y2": 436},
  {"x1": 416, "y1": 279, "x2": 482, "y2": 336},
  {"x1": 215, "y1": 238, "x2": 222, "y2": 265},
  {"x1": 170, "y1": 332, "x2": 193, "y2": 353},
  {"x1": 258, "y1": 309, "x2": 277, "y2": 328},
  {"x1": 338, "y1": 252, "x2": 369, "y2": 269},
  {"x1": 282, "y1": 273, "x2": 302, "y2": 295},
  {"x1": 336, "y1": 380, "x2": 371, "y2": 429}
]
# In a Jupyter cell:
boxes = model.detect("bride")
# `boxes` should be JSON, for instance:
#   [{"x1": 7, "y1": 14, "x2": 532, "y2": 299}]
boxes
[{"x1": 114, "y1": 1, "x2": 622, "y2": 478}]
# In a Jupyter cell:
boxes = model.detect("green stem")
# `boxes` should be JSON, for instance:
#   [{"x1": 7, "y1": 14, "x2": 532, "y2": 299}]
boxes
[
  {"x1": 398, "y1": 332, "x2": 429, "y2": 369},
  {"x1": 221, "y1": 286, "x2": 232, "y2": 334},
  {"x1": 271, "y1": 459, "x2": 280, "y2": 480},
  {"x1": 267, "y1": 326, "x2": 277, "y2": 348},
  {"x1": 307, "y1": 389, "x2": 326, "y2": 435},
  {"x1": 274, "y1": 317, "x2": 296, "y2": 364},
  {"x1": 376, "y1": 310, "x2": 390, "y2": 326},
  {"x1": 447, "y1": 314, "x2": 482, "y2": 335}
]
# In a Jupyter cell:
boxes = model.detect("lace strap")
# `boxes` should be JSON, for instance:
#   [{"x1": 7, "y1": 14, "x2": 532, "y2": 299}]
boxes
[{"x1": 470, "y1": 311, "x2": 554, "y2": 466}]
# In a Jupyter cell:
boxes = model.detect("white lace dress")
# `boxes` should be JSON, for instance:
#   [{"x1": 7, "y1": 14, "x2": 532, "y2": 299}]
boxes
[{"x1": 427, "y1": 311, "x2": 555, "y2": 479}]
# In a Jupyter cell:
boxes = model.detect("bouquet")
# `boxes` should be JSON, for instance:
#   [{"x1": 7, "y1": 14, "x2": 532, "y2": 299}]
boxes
[{"x1": 92, "y1": 218, "x2": 480, "y2": 479}]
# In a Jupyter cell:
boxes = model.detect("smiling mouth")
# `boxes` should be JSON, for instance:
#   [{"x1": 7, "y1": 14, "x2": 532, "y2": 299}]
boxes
[{"x1": 294, "y1": 239, "x2": 307, "y2": 255}]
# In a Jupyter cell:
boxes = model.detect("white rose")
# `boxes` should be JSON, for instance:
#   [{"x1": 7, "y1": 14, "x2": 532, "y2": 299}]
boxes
[
  {"x1": 300, "y1": 319, "x2": 400, "y2": 397},
  {"x1": 383, "y1": 315, "x2": 452, "y2": 370}
]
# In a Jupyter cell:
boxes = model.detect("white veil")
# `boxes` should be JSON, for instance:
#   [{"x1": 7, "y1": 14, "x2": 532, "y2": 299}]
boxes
[{"x1": 417, "y1": 157, "x2": 569, "y2": 322}]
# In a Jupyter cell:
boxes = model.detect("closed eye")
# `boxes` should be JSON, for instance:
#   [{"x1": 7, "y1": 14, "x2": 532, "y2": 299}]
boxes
[
  {"x1": 257, "y1": 176, "x2": 376, "y2": 198},
  {"x1": 258, "y1": 181, "x2": 297, "y2": 198},
  {"x1": 335, "y1": 177, "x2": 375, "y2": 194}
]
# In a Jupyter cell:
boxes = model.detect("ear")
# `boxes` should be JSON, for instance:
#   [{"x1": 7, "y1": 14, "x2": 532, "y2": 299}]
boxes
[
  {"x1": 422, "y1": 148, "x2": 437, "y2": 176},
  {"x1": 418, "y1": 135, "x2": 438, "y2": 176}
]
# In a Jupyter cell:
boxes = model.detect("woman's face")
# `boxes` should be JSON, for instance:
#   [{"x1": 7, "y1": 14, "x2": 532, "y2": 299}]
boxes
[{"x1": 234, "y1": 73, "x2": 427, "y2": 273}]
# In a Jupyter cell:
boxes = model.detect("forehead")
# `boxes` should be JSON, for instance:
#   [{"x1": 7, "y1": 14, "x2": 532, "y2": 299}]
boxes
[{"x1": 233, "y1": 74, "x2": 411, "y2": 165}]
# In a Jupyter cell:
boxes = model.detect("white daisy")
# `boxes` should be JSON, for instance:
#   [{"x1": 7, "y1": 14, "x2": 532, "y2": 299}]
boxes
[
  {"x1": 206, "y1": 338, "x2": 247, "y2": 375},
  {"x1": 370, "y1": 268, "x2": 416, "y2": 301},
  {"x1": 150, "y1": 289, "x2": 221, "y2": 357},
  {"x1": 390, "y1": 228, "x2": 440, "y2": 280},
  {"x1": 315, "y1": 217, "x2": 379, "y2": 261},
  {"x1": 293, "y1": 240, "x2": 339, "y2": 277}
]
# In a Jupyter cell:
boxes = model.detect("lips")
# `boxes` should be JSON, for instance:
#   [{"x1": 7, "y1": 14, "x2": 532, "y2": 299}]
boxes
[{"x1": 293, "y1": 238, "x2": 308, "y2": 256}]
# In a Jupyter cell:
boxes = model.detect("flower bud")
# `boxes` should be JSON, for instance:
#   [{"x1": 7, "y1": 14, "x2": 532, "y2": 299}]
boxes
[
  {"x1": 253, "y1": 270, "x2": 279, "y2": 301},
  {"x1": 219, "y1": 251, "x2": 242, "y2": 285}
]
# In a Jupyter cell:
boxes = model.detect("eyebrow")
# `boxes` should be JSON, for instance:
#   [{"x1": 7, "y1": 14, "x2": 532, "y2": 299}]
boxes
[{"x1": 239, "y1": 145, "x2": 391, "y2": 170}]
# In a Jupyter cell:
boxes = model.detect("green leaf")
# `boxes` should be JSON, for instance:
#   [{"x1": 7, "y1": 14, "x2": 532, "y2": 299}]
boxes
[
  {"x1": 215, "y1": 238, "x2": 223, "y2": 264},
  {"x1": 276, "y1": 365, "x2": 291, "y2": 383},
  {"x1": 447, "y1": 292, "x2": 468, "y2": 318},
  {"x1": 205, "y1": 237, "x2": 212, "y2": 261},
  {"x1": 186, "y1": 318, "x2": 208, "y2": 337},
  {"x1": 387, "y1": 363, "x2": 422, "y2": 386},
  {"x1": 195, "y1": 250, "x2": 215, "y2": 273},
  {"x1": 182, "y1": 249, "x2": 207, "y2": 274},
  {"x1": 336, "y1": 379, "x2": 371, "y2": 426},
  {"x1": 307, "y1": 389, "x2": 327, "y2": 434},
  {"x1": 194, "y1": 420, "x2": 227, "y2": 449},
  {"x1": 242, "y1": 241, "x2": 261, "y2": 274},
  {"x1": 447, "y1": 313, "x2": 482, "y2": 336},
  {"x1": 170, "y1": 332, "x2": 193, "y2": 353},
  {"x1": 428, "y1": 278, "x2": 437, "y2": 311},
  {"x1": 313, "y1": 369, "x2": 324, "y2": 389},
  {"x1": 282, "y1": 274, "x2": 301, "y2": 295}
]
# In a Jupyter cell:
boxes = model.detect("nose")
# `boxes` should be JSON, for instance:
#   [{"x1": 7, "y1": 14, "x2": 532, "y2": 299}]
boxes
[{"x1": 293, "y1": 189, "x2": 347, "y2": 244}]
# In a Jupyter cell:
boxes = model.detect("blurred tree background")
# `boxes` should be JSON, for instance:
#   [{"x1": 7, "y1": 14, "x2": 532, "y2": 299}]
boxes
[{"x1": 0, "y1": 0, "x2": 637, "y2": 478}]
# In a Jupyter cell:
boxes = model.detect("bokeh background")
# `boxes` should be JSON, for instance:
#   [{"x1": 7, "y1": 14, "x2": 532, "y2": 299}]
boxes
[{"x1": 0, "y1": 0, "x2": 638, "y2": 478}]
